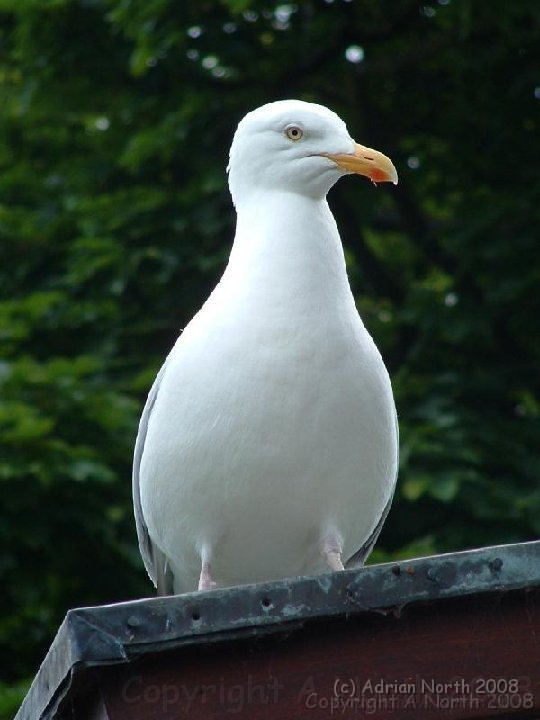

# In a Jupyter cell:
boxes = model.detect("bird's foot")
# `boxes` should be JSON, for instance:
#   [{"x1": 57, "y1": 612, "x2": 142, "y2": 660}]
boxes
[
  {"x1": 321, "y1": 534, "x2": 345, "y2": 572},
  {"x1": 198, "y1": 560, "x2": 218, "y2": 591}
]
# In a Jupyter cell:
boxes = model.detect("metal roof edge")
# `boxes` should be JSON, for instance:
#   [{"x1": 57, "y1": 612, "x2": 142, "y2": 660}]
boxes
[{"x1": 16, "y1": 539, "x2": 540, "y2": 720}]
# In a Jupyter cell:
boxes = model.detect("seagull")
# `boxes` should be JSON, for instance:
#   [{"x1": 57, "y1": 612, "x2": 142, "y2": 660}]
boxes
[{"x1": 133, "y1": 100, "x2": 399, "y2": 595}]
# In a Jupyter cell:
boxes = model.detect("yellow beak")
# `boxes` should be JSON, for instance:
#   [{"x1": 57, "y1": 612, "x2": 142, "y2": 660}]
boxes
[{"x1": 325, "y1": 142, "x2": 398, "y2": 185}]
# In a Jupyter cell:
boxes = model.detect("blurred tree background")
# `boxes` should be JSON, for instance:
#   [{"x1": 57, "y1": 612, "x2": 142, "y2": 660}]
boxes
[{"x1": 1, "y1": 0, "x2": 539, "y2": 714}]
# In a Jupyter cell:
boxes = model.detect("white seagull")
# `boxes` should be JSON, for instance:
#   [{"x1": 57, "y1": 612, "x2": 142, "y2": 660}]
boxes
[{"x1": 133, "y1": 100, "x2": 399, "y2": 595}]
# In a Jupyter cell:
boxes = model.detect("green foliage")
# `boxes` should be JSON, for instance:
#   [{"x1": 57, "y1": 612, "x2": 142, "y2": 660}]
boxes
[
  {"x1": 0, "y1": 679, "x2": 31, "y2": 720},
  {"x1": 1, "y1": 0, "x2": 539, "y2": 711}
]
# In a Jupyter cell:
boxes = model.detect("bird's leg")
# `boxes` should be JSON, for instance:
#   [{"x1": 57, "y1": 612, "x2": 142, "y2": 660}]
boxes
[
  {"x1": 320, "y1": 533, "x2": 345, "y2": 572},
  {"x1": 198, "y1": 548, "x2": 218, "y2": 591},
  {"x1": 198, "y1": 562, "x2": 217, "y2": 591}
]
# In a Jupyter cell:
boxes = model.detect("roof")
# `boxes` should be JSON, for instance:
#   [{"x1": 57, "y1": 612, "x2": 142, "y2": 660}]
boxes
[{"x1": 16, "y1": 540, "x2": 540, "y2": 720}]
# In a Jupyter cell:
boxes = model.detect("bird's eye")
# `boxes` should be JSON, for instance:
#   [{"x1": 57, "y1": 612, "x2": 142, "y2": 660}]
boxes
[{"x1": 285, "y1": 125, "x2": 304, "y2": 141}]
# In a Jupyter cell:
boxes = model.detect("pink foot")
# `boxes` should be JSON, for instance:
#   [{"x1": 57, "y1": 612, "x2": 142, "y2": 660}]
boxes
[
  {"x1": 198, "y1": 560, "x2": 218, "y2": 591},
  {"x1": 321, "y1": 534, "x2": 345, "y2": 572}
]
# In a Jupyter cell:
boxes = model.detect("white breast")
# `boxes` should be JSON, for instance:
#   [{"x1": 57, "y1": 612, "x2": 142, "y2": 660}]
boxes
[{"x1": 139, "y1": 192, "x2": 398, "y2": 592}]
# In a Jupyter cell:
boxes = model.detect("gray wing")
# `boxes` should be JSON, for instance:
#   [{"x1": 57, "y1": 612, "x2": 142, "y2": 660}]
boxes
[
  {"x1": 132, "y1": 360, "x2": 175, "y2": 596},
  {"x1": 346, "y1": 409, "x2": 399, "y2": 568}
]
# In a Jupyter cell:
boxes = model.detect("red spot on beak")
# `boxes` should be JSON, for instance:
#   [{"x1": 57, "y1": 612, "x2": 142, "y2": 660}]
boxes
[{"x1": 371, "y1": 168, "x2": 389, "y2": 183}]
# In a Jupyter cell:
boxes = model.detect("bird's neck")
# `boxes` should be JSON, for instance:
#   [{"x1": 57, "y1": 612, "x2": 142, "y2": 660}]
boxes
[{"x1": 218, "y1": 191, "x2": 355, "y2": 313}]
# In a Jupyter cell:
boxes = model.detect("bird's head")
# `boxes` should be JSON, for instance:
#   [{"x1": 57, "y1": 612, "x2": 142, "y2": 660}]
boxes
[{"x1": 227, "y1": 99, "x2": 397, "y2": 206}]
